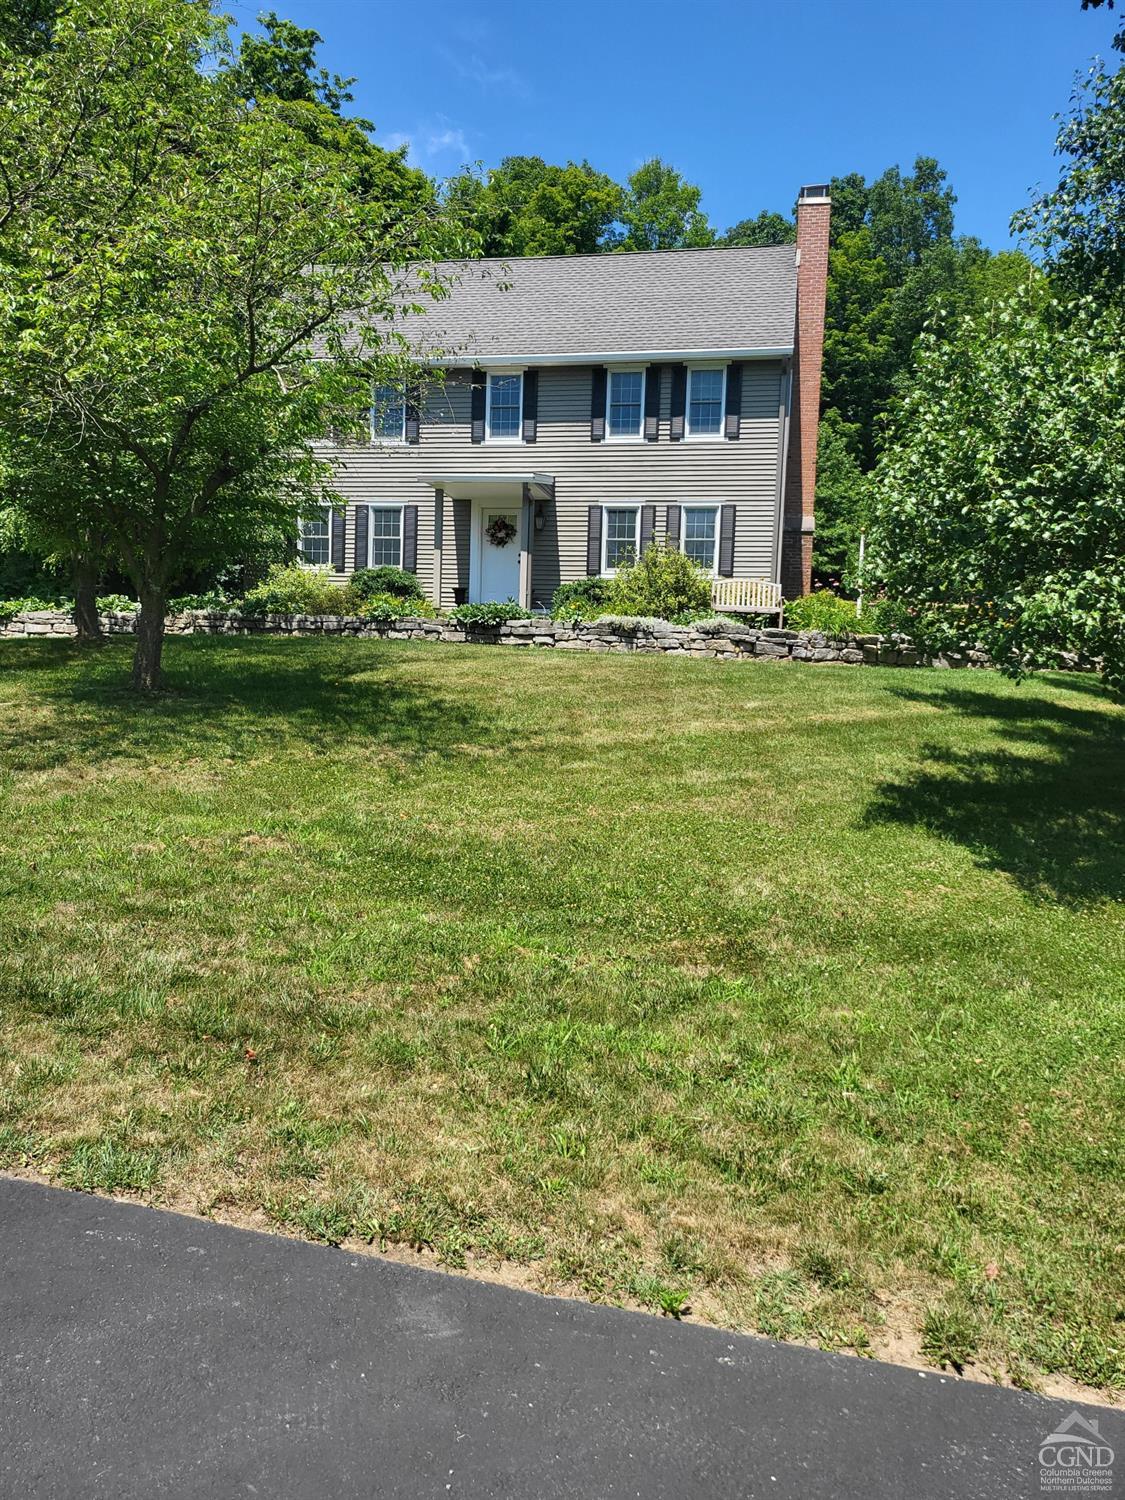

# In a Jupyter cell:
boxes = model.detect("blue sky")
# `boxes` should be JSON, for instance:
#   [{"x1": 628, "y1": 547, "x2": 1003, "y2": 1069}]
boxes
[{"x1": 229, "y1": 0, "x2": 1121, "y2": 250}]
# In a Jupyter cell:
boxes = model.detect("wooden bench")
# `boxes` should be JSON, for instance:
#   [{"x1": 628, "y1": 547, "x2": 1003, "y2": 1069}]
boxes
[{"x1": 711, "y1": 577, "x2": 784, "y2": 622}]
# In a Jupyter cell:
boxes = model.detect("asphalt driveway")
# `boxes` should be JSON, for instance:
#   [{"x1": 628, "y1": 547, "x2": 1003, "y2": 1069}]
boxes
[{"x1": 0, "y1": 1176, "x2": 1119, "y2": 1498}]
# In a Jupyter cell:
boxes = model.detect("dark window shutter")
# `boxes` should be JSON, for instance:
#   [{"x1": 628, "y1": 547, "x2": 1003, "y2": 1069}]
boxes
[
  {"x1": 353, "y1": 505, "x2": 369, "y2": 571},
  {"x1": 669, "y1": 363, "x2": 687, "y2": 441},
  {"x1": 402, "y1": 505, "x2": 418, "y2": 573},
  {"x1": 590, "y1": 367, "x2": 607, "y2": 442},
  {"x1": 470, "y1": 369, "x2": 486, "y2": 444},
  {"x1": 639, "y1": 505, "x2": 655, "y2": 555},
  {"x1": 331, "y1": 507, "x2": 346, "y2": 572},
  {"x1": 718, "y1": 505, "x2": 736, "y2": 577},
  {"x1": 405, "y1": 391, "x2": 420, "y2": 445},
  {"x1": 666, "y1": 504, "x2": 682, "y2": 549},
  {"x1": 724, "y1": 363, "x2": 743, "y2": 440},
  {"x1": 586, "y1": 505, "x2": 603, "y2": 575},
  {"x1": 643, "y1": 366, "x2": 661, "y2": 441},
  {"x1": 522, "y1": 369, "x2": 538, "y2": 444}
]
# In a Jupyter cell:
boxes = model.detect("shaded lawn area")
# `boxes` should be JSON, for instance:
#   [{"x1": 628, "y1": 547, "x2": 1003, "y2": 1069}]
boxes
[{"x1": 1, "y1": 637, "x2": 1123, "y2": 1393}]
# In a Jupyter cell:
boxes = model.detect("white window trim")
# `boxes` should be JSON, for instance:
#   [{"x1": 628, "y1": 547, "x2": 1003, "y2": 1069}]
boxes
[
  {"x1": 485, "y1": 369, "x2": 525, "y2": 444},
  {"x1": 601, "y1": 504, "x2": 641, "y2": 577},
  {"x1": 605, "y1": 366, "x2": 646, "y2": 442},
  {"x1": 370, "y1": 385, "x2": 407, "y2": 446},
  {"x1": 298, "y1": 506, "x2": 332, "y2": 568},
  {"x1": 686, "y1": 363, "x2": 727, "y2": 440},
  {"x1": 366, "y1": 504, "x2": 405, "y2": 569},
  {"x1": 681, "y1": 505, "x2": 720, "y2": 576}
]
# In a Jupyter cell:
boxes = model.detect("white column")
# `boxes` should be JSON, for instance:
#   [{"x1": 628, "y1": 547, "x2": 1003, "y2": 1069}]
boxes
[
  {"x1": 432, "y1": 488, "x2": 444, "y2": 607},
  {"x1": 518, "y1": 483, "x2": 533, "y2": 611}
]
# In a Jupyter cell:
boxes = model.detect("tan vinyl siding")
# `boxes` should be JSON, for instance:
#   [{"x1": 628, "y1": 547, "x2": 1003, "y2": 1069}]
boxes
[{"x1": 320, "y1": 362, "x2": 787, "y2": 609}]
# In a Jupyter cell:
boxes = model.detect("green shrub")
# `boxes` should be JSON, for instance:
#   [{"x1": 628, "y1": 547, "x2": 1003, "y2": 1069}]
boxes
[
  {"x1": 606, "y1": 545, "x2": 712, "y2": 621},
  {"x1": 0, "y1": 595, "x2": 67, "y2": 621},
  {"x1": 551, "y1": 576, "x2": 612, "y2": 621},
  {"x1": 350, "y1": 566, "x2": 424, "y2": 603},
  {"x1": 95, "y1": 593, "x2": 138, "y2": 613},
  {"x1": 358, "y1": 591, "x2": 435, "y2": 623},
  {"x1": 783, "y1": 589, "x2": 906, "y2": 636},
  {"x1": 168, "y1": 589, "x2": 232, "y2": 613},
  {"x1": 237, "y1": 564, "x2": 349, "y2": 616},
  {"x1": 447, "y1": 601, "x2": 531, "y2": 628},
  {"x1": 864, "y1": 596, "x2": 913, "y2": 635}
]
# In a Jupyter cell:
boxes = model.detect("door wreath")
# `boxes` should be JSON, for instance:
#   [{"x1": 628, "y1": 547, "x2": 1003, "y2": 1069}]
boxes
[{"x1": 485, "y1": 515, "x2": 518, "y2": 548}]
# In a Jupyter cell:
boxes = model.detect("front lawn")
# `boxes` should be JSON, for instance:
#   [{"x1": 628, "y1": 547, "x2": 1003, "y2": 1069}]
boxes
[{"x1": 1, "y1": 638, "x2": 1122, "y2": 1392}]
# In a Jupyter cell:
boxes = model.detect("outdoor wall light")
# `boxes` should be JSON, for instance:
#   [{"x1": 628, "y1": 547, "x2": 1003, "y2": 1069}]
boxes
[{"x1": 534, "y1": 500, "x2": 546, "y2": 531}]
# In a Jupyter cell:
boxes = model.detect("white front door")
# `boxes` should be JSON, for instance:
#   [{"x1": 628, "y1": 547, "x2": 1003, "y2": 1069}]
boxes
[{"x1": 476, "y1": 509, "x2": 521, "y2": 602}]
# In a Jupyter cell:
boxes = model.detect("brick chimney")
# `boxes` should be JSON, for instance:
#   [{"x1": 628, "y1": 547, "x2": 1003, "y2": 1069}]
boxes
[{"x1": 780, "y1": 184, "x2": 831, "y2": 599}]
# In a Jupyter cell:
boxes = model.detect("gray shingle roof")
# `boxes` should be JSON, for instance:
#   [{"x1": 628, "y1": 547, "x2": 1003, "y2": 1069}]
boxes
[{"x1": 391, "y1": 245, "x2": 797, "y2": 363}]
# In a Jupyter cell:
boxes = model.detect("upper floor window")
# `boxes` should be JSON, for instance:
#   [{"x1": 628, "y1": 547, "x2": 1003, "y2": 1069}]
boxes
[
  {"x1": 687, "y1": 366, "x2": 725, "y2": 437},
  {"x1": 603, "y1": 506, "x2": 640, "y2": 573},
  {"x1": 299, "y1": 506, "x2": 330, "y2": 566},
  {"x1": 682, "y1": 506, "x2": 719, "y2": 573},
  {"x1": 606, "y1": 369, "x2": 644, "y2": 440},
  {"x1": 371, "y1": 384, "x2": 406, "y2": 443},
  {"x1": 487, "y1": 372, "x2": 523, "y2": 441},
  {"x1": 368, "y1": 505, "x2": 403, "y2": 568}
]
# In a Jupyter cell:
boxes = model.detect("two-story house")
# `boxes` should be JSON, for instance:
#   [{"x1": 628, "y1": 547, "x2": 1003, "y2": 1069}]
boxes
[{"x1": 302, "y1": 185, "x2": 830, "y2": 610}]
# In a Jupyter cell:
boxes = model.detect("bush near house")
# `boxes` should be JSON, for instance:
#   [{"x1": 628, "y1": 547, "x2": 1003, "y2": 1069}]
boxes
[
  {"x1": 237, "y1": 565, "x2": 347, "y2": 616},
  {"x1": 0, "y1": 595, "x2": 67, "y2": 621},
  {"x1": 349, "y1": 566, "x2": 425, "y2": 604},
  {"x1": 357, "y1": 592, "x2": 436, "y2": 623},
  {"x1": 784, "y1": 589, "x2": 909, "y2": 637},
  {"x1": 551, "y1": 577, "x2": 612, "y2": 621},
  {"x1": 448, "y1": 601, "x2": 532, "y2": 628},
  {"x1": 606, "y1": 544, "x2": 713, "y2": 622}
]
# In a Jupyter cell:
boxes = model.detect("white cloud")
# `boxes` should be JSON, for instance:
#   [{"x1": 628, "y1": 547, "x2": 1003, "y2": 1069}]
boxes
[
  {"x1": 426, "y1": 127, "x2": 471, "y2": 161},
  {"x1": 380, "y1": 119, "x2": 473, "y2": 169}
]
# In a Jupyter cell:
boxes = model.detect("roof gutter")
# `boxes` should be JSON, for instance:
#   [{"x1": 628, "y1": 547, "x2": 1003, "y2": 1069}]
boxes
[{"x1": 429, "y1": 346, "x2": 793, "y2": 368}]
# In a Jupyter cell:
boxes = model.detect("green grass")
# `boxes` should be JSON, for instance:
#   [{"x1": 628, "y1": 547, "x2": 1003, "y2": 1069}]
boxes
[{"x1": 0, "y1": 636, "x2": 1122, "y2": 1392}]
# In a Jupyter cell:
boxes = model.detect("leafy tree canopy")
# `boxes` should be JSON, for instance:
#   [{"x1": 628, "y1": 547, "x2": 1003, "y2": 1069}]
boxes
[
  {"x1": 233, "y1": 10, "x2": 359, "y2": 118},
  {"x1": 0, "y1": 0, "x2": 458, "y2": 688},
  {"x1": 869, "y1": 296, "x2": 1125, "y2": 692},
  {"x1": 226, "y1": 8, "x2": 436, "y2": 216},
  {"x1": 719, "y1": 210, "x2": 795, "y2": 247},
  {"x1": 444, "y1": 155, "x2": 623, "y2": 256},
  {"x1": 0, "y1": 0, "x2": 58, "y2": 52},
  {"x1": 615, "y1": 158, "x2": 714, "y2": 251},
  {"x1": 1012, "y1": 26, "x2": 1124, "y2": 308}
]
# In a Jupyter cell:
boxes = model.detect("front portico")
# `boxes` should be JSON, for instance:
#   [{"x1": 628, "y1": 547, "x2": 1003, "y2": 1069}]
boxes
[{"x1": 419, "y1": 473, "x2": 555, "y2": 608}]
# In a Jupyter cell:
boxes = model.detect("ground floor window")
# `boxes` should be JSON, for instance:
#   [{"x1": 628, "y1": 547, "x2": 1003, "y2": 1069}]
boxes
[
  {"x1": 682, "y1": 506, "x2": 719, "y2": 572},
  {"x1": 603, "y1": 506, "x2": 640, "y2": 573},
  {"x1": 299, "y1": 506, "x2": 330, "y2": 565},
  {"x1": 369, "y1": 506, "x2": 403, "y2": 568}
]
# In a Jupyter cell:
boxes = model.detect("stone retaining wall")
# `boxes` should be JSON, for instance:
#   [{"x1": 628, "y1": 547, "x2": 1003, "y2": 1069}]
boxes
[{"x1": 0, "y1": 607, "x2": 1024, "y2": 669}]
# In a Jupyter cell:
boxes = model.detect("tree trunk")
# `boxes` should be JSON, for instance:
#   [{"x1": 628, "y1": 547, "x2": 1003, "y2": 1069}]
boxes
[
  {"x1": 131, "y1": 586, "x2": 167, "y2": 691},
  {"x1": 72, "y1": 555, "x2": 103, "y2": 645}
]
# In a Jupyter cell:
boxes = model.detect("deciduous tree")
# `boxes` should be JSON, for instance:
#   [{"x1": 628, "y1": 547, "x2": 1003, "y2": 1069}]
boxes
[
  {"x1": 1012, "y1": 27, "x2": 1124, "y2": 308},
  {"x1": 615, "y1": 158, "x2": 714, "y2": 251},
  {"x1": 719, "y1": 210, "x2": 794, "y2": 247},
  {"x1": 445, "y1": 156, "x2": 623, "y2": 257},
  {"x1": 0, "y1": 0, "x2": 455, "y2": 688},
  {"x1": 869, "y1": 296, "x2": 1125, "y2": 691}
]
